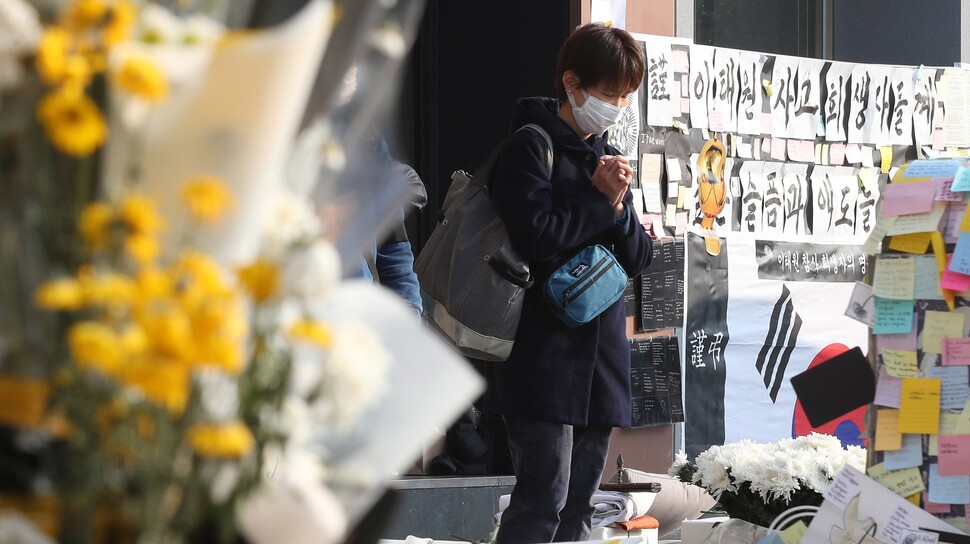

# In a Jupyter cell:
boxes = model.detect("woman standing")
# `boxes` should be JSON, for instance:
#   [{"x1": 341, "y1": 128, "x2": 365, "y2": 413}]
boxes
[{"x1": 485, "y1": 23, "x2": 654, "y2": 544}]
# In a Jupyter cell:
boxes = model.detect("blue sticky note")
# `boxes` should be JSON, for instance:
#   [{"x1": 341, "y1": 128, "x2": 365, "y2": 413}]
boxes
[
  {"x1": 873, "y1": 297, "x2": 915, "y2": 335},
  {"x1": 902, "y1": 159, "x2": 962, "y2": 180},
  {"x1": 927, "y1": 366, "x2": 970, "y2": 410},
  {"x1": 951, "y1": 232, "x2": 970, "y2": 275},
  {"x1": 884, "y1": 433, "x2": 923, "y2": 470},
  {"x1": 951, "y1": 165, "x2": 970, "y2": 192},
  {"x1": 914, "y1": 256, "x2": 944, "y2": 300},
  {"x1": 928, "y1": 463, "x2": 970, "y2": 504}
]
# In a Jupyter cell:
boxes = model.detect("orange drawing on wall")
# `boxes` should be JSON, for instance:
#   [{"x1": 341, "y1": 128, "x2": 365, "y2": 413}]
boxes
[{"x1": 697, "y1": 135, "x2": 727, "y2": 256}]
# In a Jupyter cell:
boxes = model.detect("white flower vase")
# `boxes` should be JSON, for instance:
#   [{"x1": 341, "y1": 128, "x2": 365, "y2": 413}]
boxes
[{"x1": 102, "y1": 0, "x2": 333, "y2": 266}]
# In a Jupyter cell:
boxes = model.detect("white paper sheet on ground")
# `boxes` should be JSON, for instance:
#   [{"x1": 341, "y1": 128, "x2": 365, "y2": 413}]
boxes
[
  {"x1": 644, "y1": 42, "x2": 673, "y2": 127},
  {"x1": 305, "y1": 281, "x2": 485, "y2": 524},
  {"x1": 824, "y1": 61, "x2": 853, "y2": 142},
  {"x1": 102, "y1": 0, "x2": 332, "y2": 266},
  {"x1": 789, "y1": 58, "x2": 823, "y2": 140},
  {"x1": 689, "y1": 44, "x2": 715, "y2": 130},
  {"x1": 802, "y1": 465, "x2": 966, "y2": 544},
  {"x1": 736, "y1": 51, "x2": 765, "y2": 135},
  {"x1": 913, "y1": 68, "x2": 938, "y2": 146},
  {"x1": 888, "y1": 67, "x2": 916, "y2": 146},
  {"x1": 770, "y1": 56, "x2": 798, "y2": 138},
  {"x1": 710, "y1": 47, "x2": 739, "y2": 133}
]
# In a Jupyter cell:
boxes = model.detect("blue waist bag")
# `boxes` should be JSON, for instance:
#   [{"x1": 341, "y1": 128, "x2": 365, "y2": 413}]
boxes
[{"x1": 542, "y1": 244, "x2": 628, "y2": 328}]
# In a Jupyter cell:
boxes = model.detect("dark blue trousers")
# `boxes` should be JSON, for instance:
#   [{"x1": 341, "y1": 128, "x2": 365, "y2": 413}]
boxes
[{"x1": 496, "y1": 417, "x2": 613, "y2": 544}]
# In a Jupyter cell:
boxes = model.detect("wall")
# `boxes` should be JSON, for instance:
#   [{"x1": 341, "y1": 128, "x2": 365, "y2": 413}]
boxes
[{"x1": 832, "y1": 0, "x2": 961, "y2": 66}]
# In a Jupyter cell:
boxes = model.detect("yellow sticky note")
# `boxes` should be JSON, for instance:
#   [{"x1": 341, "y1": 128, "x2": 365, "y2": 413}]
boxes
[
  {"x1": 867, "y1": 462, "x2": 926, "y2": 497},
  {"x1": 961, "y1": 203, "x2": 970, "y2": 233},
  {"x1": 880, "y1": 146, "x2": 893, "y2": 174},
  {"x1": 762, "y1": 79, "x2": 774, "y2": 96},
  {"x1": 872, "y1": 257, "x2": 916, "y2": 299},
  {"x1": 678, "y1": 185, "x2": 688, "y2": 208},
  {"x1": 875, "y1": 409, "x2": 903, "y2": 450},
  {"x1": 779, "y1": 520, "x2": 808, "y2": 544},
  {"x1": 905, "y1": 492, "x2": 921, "y2": 506},
  {"x1": 881, "y1": 349, "x2": 919, "y2": 378},
  {"x1": 888, "y1": 232, "x2": 931, "y2": 254},
  {"x1": 899, "y1": 378, "x2": 942, "y2": 434},
  {"x1": 922, "y1": 310, "x2": 966, "y2": 354},
  {"x1": 859, "y1": 168, "x2": 880, "y2": 192},
  {"x1": 956, "y1": 399, "x2": 970, "y2": 434}
]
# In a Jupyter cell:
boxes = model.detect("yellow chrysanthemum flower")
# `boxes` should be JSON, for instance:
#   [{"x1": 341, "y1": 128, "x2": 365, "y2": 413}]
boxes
[
  {"x1": 119, "y1": 194, "x2": 164, "y2": 235},
  {"x1": 191, "y1": 294, "x2": 246, "y2": 340},
  {"x1": 36, "y1": 87, "x2": 108, "y2": 157},
  {"x1": 171, "y1": 251, "x2": 227, "y2": 294},
  {"x1": 119, "y1": 359, "x2": 189, "y2": 414},
  {"x1": 77, "y1": 201, "x2": 115, "y2": 250},
  {"x1": 134, "y1": 267, "x2": 173, "y2": 301},
  {"x1": 194, "y1": 337, "x2": 244, "y2": 374},
  {"x1": 101, "y1": 1, "x2": 136, "y2": 47},
  {"x1": 64, "y1": 0, "x2": 108, "y2": 30},
  {"x1": 138, "y1": 303, "x2": 193, "y2": 360},
  {"x1": 113, "y1": 55, "x2": 168, "y2": 101},
  {"x1": 119, "y1": 324, "x2": 149, "y2": 357},
  {"x1": 35, "y1": 278, "x2": 84, "y2": 311},
  {"x1": 124, "y1": 232, "x2": 159, "y2": 266},
  {"x1": 288, "y1": 319, "x2": 334, "y2": 348},
  {"x1": 236, "y1": 260, "x2": 278, "y2": 303},
  {"x1": 79, "y1": 272, "x2": 137, "y2": 307},
  {"x1": 36, "y1": 28, "x2": 71, "y2": 85},
  {"x1": 186, "y1": 422, "x2": 255, "y2": 458},
  {"x1": 180, "y1": 176, "x2": 234, "y2": 223},
  {"x1": 68, "y1": 321, "x2": 123, "y2": 374}
]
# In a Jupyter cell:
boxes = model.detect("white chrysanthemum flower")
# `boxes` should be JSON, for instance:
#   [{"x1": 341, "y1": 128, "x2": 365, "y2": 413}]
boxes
[
  {"x1": 310, "y1": 321, "x2": 390, "y2": 431},
  {"x1": 668, "y1": 450, "x2": 690, "y2": 479},
  {"x1": 196, "y1": 369, "x2": 241, "y2": 422},
  {"x1": 137, "y1": 3, "x2": 182, "y2": 44},
  {"x1": 262, "y1": 189, "x2": 322, "y2": 255},
  {"x1": 0, "y1": 0, "x2": 40, "y2": 55},
  {"x1": 279, "y1": 239, "x2": 341, "y2": 302},
  {"x1": 181, "y1": 14, "x2": 224, "y2": 45}
]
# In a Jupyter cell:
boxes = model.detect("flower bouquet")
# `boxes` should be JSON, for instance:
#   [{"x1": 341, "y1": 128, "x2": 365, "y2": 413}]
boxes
[
  {"x1": 0, "y1": 0, "x2": 482, "y2": 543},
  {"x1": 669, "y1": 433, "x2": 867, "y2": 528}
]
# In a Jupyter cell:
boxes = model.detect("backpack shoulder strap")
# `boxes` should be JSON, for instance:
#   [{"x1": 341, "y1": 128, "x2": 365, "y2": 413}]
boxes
[{"x1": 517, "y1": 123, "x2": 553, "y2": 177}]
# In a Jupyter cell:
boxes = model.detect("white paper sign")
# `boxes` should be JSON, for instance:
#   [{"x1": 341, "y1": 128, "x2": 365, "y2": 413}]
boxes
[
  {"x1": 889, "y1": 67, "x2": 916, "y2": 146},
  {"x1": 736, "y1": 51, "x2": 765, "y2": 135},
  {"x1": 913, "y1": 68, "x2": 939, "y2": 146},
  {"x1": 943, "y1": 68, "x2": 970, "y2": 147},
  {"x1": 781, "y1": 163, "x2": 809, "y2": 235},
  {"x1": 848, "y1": 65, "x2": 872, "y2": 144},
  {"x1": 644, "y1": 42, "x2": 674, "y2": 127},
  {"x1": 739, "y1": 160, "x2": 766, "y2": 233},
  {"x1": 770, "y1": 56, "x2": 799, "y2": 138},
  {"x1": 689, "y1": 45, "x2": 715, "y2": 130},
  {"x1": 865, "y1": 66, "x2": 893, "y2": 145},
  {"x1": 761, "y1": 161, "x2": 786, "y2": 235},
  {"x1": 832, "y1": 167, "x2": 860, "y2": 237},
  {"x1": 710, "y1": 47, "x2": 739, "y2": 133},
  {"x1": 790, "y1": 58, "x2": 823, "y2": 140},
  {"x1": 810, "y1": 165, "x2": 838, "y2": 236},
  {"x1": 824, "y1": 62, "x2": 853, "y2": 142}
]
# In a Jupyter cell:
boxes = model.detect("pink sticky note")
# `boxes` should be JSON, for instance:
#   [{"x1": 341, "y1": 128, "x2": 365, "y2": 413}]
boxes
[
  {"x1": 709, "y1": 110, "x2": 725, "y2": 132},
  {"x1": 760, "y1": 112, "x2": 772, "y2": 135},
  {"x1": 874, "y1": 366, "x2": 903, "y2": 408},
  {"x1": 938, "y1": 435, "x2": 970, "y2": 476},
  {"x1": 672, "y1": 50, "x2": 690, "y2": 73},
  {"x1": 943, "y1": 338, "x2": 970, "y2": 366},
  {"x1": 942, "y1": 255, "x2": 970, "y2": 290},
  {"x1": 680, "y1": 98, "x2": 691, "y2": 113},
  {"x1": 771, "y1": 138, "x2": 787, "y2": 161},
  {"x1": 681, "y1": 77, "x2": 689, "y2": 98},
  {"x1": 761, "y1": 137, "x2": 771, "y2": 154},
  {"x1": 933, "y1": 128, "x2": 945, "y2": 150},
  {"x1": 881, "y1": 181, "x2": 937, "y2": 217},
  {"x1": 936, "y1": 178, "x2": 964, "y2": 202},
  {"x1": 876, "y1": 320, "x2": 918, "y2": 352},
  {"x1": 923, "y1": 493, "x2": 953, "y2": 513},
  {"x1": 830, "y1": 143, "x2": 846, "y2": 166}
]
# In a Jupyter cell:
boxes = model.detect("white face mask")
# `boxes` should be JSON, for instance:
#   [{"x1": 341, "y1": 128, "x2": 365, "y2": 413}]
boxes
[{"x1": 567, "y1": 89, "x2": 623, "y2": 136}]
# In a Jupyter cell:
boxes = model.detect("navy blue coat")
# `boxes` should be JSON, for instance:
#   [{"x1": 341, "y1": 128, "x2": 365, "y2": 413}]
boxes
[{"x1": 483, "y1": 97, "x2": 654, "y2": 428}]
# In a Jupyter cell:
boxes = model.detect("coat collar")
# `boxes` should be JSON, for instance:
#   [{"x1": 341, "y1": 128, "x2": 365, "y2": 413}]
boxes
[{"x1": 511, "y1": 97, "x2": 610, "y2": 155}]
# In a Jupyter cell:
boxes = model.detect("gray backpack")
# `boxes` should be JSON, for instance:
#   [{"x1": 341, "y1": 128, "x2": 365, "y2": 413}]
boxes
[{"x1": 415, "y1": 124, "x2": 553, "y2": 361}]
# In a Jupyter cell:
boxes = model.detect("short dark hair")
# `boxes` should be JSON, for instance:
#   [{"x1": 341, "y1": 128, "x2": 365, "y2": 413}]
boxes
[{"x1": 555, "y1": 23, "x2": 645, "y2": 101}]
